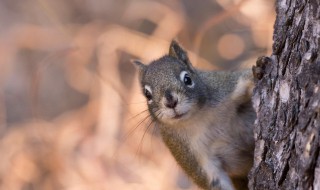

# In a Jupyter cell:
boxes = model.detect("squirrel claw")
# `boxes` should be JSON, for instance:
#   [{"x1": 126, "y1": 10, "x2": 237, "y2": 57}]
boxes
[
  {"x1": 210, "y1": 178, "x2": 235, "y2": 190},
  {"x1": 210, "y1": 178, "x2": 220, "y2": 189},
  {"x1": 252, "y1": 56, "x2": 272, "y2": 80}
]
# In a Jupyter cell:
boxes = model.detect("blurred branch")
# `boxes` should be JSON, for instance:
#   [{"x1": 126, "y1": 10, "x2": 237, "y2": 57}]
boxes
[
  {"x1": 36, "y1": 0, "x2": 72, "y2": 38},
  {"x1": 31, "y1": 47, "x2": 76, "y2": 119},
  {"x1": 123, "y1": 1, "x2": 184, "y2": 40},
  {"x1": 193, "y1": 0, "x2": 249, "y2": 57}
]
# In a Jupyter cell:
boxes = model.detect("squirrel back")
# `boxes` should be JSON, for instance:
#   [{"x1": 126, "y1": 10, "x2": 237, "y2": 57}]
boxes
[{"x1": 133, "y1": 41, "x2": 255, "y2": 190}]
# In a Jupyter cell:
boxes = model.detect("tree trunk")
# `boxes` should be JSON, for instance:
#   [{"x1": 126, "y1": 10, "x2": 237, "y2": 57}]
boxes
[{"x1": 249, "y1": 0, "x2": 320, "y2": 189}]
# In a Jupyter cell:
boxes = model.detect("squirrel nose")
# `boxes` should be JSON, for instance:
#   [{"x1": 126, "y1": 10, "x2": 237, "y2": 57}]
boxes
[
  {"x1": 165, "y1": 99, "x2": 178, "y2": 109},
  {"x1": 165, "y1": 90, "x2": 178, "y2": 109}
]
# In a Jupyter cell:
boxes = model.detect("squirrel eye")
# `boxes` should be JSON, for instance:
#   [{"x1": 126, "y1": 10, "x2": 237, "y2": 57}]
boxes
[
  {"x1": 180, "y1": 71, "x2": 194, "y2": 88},
  {"x1": 144, "y1": 85, "x2": 153, "y2": 102},
  {"x1": 184, "y1": 74, "x2": 192, "y2": 85}
]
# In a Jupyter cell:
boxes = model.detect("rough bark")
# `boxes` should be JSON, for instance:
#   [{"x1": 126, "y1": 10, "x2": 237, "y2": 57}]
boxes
[{"x1": 249, "y1": 0, "x2": 320, "y2": 189}]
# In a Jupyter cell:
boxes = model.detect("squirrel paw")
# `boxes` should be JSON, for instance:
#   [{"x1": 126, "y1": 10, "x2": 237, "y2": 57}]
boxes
[
  {"x1": 252, "y1": 56, "x2": 272, "y2": 80},
  {"x1": 210, "y1": 177, "x2": 235, "y2": 190},
  {"x1": 231, "y1": 77, "x2": 254, "y2": 103}
]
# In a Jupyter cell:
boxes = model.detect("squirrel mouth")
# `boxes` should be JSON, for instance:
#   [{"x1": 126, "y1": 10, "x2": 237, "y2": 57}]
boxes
[{"x1": 172, "y1": 112, "x2": 185, "y2": 119}]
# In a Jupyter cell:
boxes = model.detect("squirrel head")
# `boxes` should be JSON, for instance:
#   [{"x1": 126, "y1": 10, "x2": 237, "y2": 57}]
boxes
[{"x1": 132, "y1": 41, "x2": 208, "y2": 125}]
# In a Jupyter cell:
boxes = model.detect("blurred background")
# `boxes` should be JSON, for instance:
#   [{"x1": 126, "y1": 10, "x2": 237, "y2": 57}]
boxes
[{"x1": 0, "y1": 0, "x2": 275, "y2": 189}]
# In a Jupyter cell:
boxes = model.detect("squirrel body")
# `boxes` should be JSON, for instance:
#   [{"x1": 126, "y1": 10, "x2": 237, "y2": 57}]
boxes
[{"x1": 133, "y1": 41, "x2": 255, "y2": 190}]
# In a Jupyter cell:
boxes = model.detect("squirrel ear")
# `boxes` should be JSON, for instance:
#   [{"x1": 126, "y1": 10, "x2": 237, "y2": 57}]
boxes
[
  {"x1": 169, "y1": 40, "x2": 192, "y2": 67},
  {"x1": 131, "y1": 59, "x2": 147, "y2": 73}
]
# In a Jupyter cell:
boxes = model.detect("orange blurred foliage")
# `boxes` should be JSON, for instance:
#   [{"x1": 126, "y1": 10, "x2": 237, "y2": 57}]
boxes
[{"x1": 0, "y1": 0, "x2": 275, "y2": 189}]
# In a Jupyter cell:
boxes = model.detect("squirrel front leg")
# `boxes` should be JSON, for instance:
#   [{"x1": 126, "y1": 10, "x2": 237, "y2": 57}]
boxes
[
  {"x1": 202, "y1": 158, "x2": 235, "y2": 190},
  {"x1": 210, "y1": 172, "x2": 235, "y2": 190},
  {"x1": 231, "y1": 75, "x2": 254, "y2": 105}
]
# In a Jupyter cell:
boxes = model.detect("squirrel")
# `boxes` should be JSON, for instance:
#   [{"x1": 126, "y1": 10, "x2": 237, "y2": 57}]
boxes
[{"x1": 132, "y1": 40, "x2": 256, "y2": 190}]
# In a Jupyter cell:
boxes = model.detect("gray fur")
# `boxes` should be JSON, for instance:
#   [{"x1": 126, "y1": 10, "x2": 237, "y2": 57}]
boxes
[{"x1": 134, "y1": 41, "x2": 255, "y2": 190}]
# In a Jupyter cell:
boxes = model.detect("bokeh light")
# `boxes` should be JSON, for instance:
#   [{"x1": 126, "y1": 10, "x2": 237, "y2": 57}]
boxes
[{"x1": 217, "y1": 34, "x2": 245, "y2": 60}]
